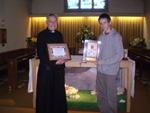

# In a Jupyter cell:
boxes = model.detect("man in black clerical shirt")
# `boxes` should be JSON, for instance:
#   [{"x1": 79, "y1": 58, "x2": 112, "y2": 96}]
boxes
[{"x1": 36, "y1": 14, "x2": 67, "y2": 113}]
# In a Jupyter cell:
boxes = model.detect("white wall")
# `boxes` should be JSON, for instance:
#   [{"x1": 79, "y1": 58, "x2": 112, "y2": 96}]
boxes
[
  {"x1": 31, "y1": 0, "x2": 64, "y2": 14},
  {"x1": 0, "y1": 0, "x2": 30, "y2": 52},
  {"x1": 0, "y1": 0, "x2": 1, "y2": 10},
  {"x1": 109, "y1": 0, "x2": 144, "y2": 15},
  {"x1": 31, "y1": 0, "x2": 144, "y2": 16},
  {"x1": 0, "y1": 0, "x2": 3, "y2": 27},
  {"x1": 144, "y1": 0, "x2": 150, "y2": 49}
]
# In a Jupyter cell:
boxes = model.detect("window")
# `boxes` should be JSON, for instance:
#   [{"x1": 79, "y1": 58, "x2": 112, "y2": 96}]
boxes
[{"x1": 65, "y1": 0, "x2": 108, "y2": 12}]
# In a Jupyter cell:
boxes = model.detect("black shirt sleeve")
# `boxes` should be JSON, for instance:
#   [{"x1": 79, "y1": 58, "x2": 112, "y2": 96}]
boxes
[{"x1": 37, "y1": 33, "x2": 56, "y2": 68}]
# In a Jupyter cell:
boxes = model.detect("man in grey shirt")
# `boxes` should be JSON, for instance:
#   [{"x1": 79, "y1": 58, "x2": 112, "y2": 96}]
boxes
[{"x1": 95, "y1": 13, "x2": 124, "y2": 113}]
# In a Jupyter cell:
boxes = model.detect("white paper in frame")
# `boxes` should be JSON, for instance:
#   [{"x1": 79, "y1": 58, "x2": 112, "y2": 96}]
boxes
[
  {"x1": 47, "y1": 43, "x2": 70, "y2": 61},
  {"x1": 83, "y1": 40, "x2": 101, "y2": 61}
]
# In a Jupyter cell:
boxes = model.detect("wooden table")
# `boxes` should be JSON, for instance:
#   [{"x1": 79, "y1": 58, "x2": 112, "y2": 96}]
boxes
[{"x1": 31, "y1": 58, "x2": 133, "y2": 112}]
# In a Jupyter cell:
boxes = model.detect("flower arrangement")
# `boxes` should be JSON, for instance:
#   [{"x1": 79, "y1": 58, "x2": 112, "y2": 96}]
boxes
[
  {"x1": 76, "y1": 24, "x2": 97, "y2": 43},
  {"x1": 26, "y1": 36, "x2": 37, "y2": 48},
  {"x1": 129, "y1": 38, "x2": 147, "y2": 48}
]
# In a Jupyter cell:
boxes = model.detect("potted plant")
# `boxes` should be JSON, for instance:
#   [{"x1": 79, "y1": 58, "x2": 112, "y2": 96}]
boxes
[
  {"x1": 26, "y1": 36, "x2": 37, "y2": 48},
  {"x1": 76, "y1": 24, "x2": 97, "y2": 43},
  {"x1": 129, "y1": 38, "x2": 147, "y2": 48}
]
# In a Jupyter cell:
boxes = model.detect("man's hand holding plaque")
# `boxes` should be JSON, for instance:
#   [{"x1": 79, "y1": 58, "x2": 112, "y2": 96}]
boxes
[{"x1": 56, "y1": 59, "x2": 67, "y2": 65}]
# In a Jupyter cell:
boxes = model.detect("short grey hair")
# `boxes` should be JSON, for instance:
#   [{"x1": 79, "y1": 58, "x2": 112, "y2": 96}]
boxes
[{"x1": 46, "y1": 14, "x2": 58, "y2": 22}]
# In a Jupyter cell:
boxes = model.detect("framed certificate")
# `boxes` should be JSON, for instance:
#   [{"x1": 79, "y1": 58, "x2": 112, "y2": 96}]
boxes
[
  {"x1": 47, "y1": 43, "x2": 70, "y2": 61},
  {"x1": 83, "y1": 40, "x2": 101, "y2": 61}
]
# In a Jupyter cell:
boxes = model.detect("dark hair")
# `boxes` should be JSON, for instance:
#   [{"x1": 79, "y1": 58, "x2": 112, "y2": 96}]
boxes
[{"x1": 98, "y1": 13, "x2": 111, "y2": 22}]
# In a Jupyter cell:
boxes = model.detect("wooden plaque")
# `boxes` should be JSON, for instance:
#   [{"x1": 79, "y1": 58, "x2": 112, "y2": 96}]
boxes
[{"x1": 47, "y1": 43, "x2": 70, "y2": 61}]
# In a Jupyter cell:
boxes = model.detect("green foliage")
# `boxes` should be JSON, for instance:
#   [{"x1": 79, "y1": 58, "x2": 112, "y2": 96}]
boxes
[
  {"x1": 129, "y1": 38, "x2": 147, "y2": 48},
  {"x1": 26, "y1": 37, "x2": 37, "y2": 48},
  {"x1": 76, "y1": 24, "x2": 97, "y2": 43}
]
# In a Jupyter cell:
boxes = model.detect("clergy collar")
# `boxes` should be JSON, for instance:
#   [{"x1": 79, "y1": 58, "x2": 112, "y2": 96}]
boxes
[
  {"x1": 47, "y1": 28, "x2": 55, "y2": 33},
  {"x1": 50, "y1": 30, "x2": 55, "y2": 33}
]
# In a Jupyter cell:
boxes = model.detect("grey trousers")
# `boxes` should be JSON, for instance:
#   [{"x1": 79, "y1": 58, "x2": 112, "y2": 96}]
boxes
[{"x1": 96, "y1": 72, "x2": 118, "y2": 113}]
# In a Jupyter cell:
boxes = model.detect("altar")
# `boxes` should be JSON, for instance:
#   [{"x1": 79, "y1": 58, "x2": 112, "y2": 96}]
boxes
[{"x1": 28, "y1": 55, "x2": 134, "y2": 112}]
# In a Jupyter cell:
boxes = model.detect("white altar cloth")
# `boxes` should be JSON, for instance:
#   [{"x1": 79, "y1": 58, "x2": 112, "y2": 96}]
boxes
[
  {"x1": 125, "y1": 57, "x2": 135, "y2": 97},
  {"x1": 28, "y1": 59, "x2": 35, "y2": 93}
]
